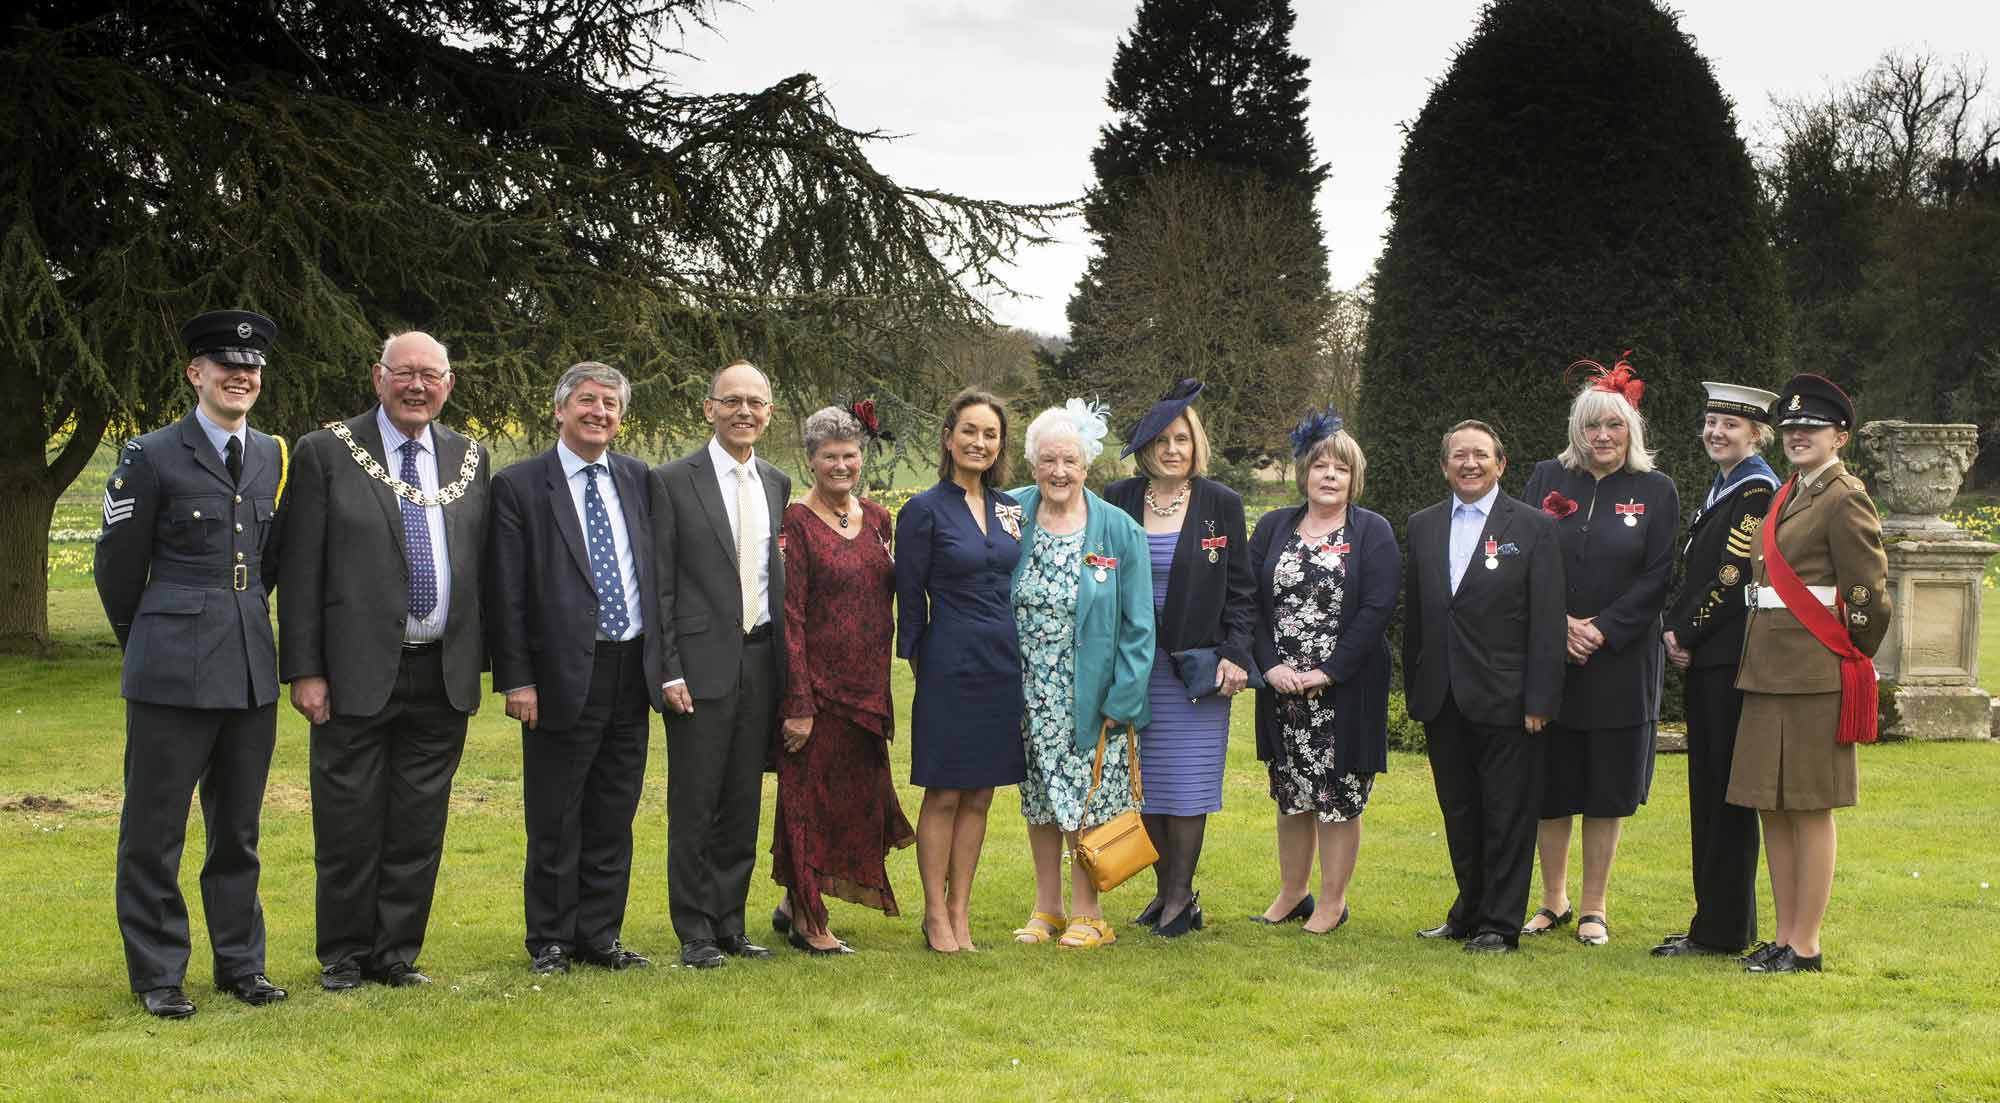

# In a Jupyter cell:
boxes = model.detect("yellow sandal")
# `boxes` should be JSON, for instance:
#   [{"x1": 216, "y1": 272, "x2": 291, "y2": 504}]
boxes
[
  {"x1": 1058, "y1": 916, "x2": 1115, "y2": 949},
  {"x1": 1012, "y1": 911, "x2": 1066, "y2": 944}
]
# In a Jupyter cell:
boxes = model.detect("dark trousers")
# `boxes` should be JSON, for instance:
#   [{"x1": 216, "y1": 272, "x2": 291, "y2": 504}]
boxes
[
  {"x1": 116, "y1": 701, "x2": 276, "y2": 991},
  {"x1": 309, "y1": 645, "x2": 468, "y2": 972},
  {"x1": 1683, "y1": 665, "x2": 1760, "y2": 950},
  {"x1": 665, "y1": 635, "x2": 775, "y2": 945},
  {"x1": 522, "y1": 639, "x2": 651, "y2": 955},
  {"x1": 1426, "y1": 693, "x2": 1543, "y2": 943}
]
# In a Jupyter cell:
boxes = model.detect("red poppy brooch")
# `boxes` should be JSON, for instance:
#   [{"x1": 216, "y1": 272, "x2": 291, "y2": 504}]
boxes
[{"x1": 1542, "y1": 491, "x2": 1578, "y2": 520}]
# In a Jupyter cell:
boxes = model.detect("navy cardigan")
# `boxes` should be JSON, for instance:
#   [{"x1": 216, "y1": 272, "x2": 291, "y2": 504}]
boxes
[
  {"x1": 1102, "y1": 476, "x2": 1256, "y2": 672},
  {"x1": 1249, "y1": 504, "x2": 1400, "y2": 776}
]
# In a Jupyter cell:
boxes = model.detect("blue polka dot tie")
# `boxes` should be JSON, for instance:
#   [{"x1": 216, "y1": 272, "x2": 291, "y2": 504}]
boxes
[
  {"x1": 582, "y1": 464, "x2": 629, "y2": 639},
  {"x1": 399, "y1": 439, "x2": 439, "y2": 620}
]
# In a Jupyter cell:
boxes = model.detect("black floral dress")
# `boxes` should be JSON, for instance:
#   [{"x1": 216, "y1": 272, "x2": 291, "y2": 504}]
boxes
[{"x1": 1268, "y1": 526, "x2": 1375, "y2": 822}]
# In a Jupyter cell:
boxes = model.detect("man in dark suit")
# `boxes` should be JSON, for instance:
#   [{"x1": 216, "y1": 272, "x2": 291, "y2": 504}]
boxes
[
  {"x1": 648, "y1": 359, "x2": 789, "y2": 969},
  {"x1": 486, "y1": 362, "x2": 662, "y2": 974},
  {"x1": 95, "y1": 309, "x2": 290, "y2": 1018},
  {"x1": 278, "y1": 331, "x2": 491, "y2": 990},
  {"x1": 1403, "y1": 419, "x2": 1566, "y2": 953}
]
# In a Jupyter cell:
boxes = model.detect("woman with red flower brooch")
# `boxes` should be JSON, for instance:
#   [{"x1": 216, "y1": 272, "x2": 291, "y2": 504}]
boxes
[{"x1": 1519, "y1": 353, "x2": 1680, "y2": 946}]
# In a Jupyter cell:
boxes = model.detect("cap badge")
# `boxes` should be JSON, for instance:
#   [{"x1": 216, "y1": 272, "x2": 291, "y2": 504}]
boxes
[
  {"x1": 1789, "y1": 394, "x2": 1802, "y2": 411},
  {"x1": 236, "y1": 322, "x2": 254, "y2": 339}
]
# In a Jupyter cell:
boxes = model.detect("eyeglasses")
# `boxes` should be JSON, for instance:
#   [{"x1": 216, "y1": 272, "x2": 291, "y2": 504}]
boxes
[
  {"x1": 708, "y1": 395, "x2": 772, "y2": 413},
  {"x1": 381, "y1": 364, "x2": 450, "y2": 387}
]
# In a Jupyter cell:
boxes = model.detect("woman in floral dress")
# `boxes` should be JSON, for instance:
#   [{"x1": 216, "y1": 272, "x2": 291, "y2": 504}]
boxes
[
  {"x1": 1248, "y1": 410, "x2": 1399, "y2": 935},
  {"x1": 1007, "y1": 400, "x2": 1154, "y2": 950}
]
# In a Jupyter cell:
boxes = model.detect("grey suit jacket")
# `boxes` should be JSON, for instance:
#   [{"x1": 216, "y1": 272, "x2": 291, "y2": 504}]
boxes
[
  {"x1": 95, "y1": 412, "x2": 284, "y2": 709},
  {"x1": 647, "y1": 444, "x2": 789, "y2": 702},
  {"x1": 278, "y1": 408, "x2": 491, "y2": 717}
]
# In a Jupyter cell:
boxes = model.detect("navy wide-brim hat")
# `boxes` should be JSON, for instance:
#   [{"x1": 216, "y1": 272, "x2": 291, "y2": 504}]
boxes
[
  {"x1": 180, "y1": 309, "x2": 278, "y2": 368},
  {"x1": 1774, "y1": 372, "x2": 1854, "y2": 430},
  {"x1": 1121, "y1": 379, "x2": 1204, "y2": 459}
]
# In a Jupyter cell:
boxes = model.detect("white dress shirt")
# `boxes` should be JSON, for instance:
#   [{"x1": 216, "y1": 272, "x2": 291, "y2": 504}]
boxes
[
  {"x1": 558, "y1": 441, "x2": 644, "y2": 641},
  {"x1": 706, "y1": 436, "x2": 771, "y2": 630},
  {"x1": 376, "y1": 405, "x2": 451, "y2": 643},
  {"x1": 1448, "y1": 483, "x2": 1501, "y2": 595}
]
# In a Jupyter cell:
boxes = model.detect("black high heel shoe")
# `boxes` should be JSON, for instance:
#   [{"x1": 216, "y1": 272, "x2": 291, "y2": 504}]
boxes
[
  {"x1": 1133, "y1": 898, "x2": 1165, "y2": 928},
  {"x1": 1304, "y1": 905, "x2": 1350, "y2": 936},
  {"x1": 1250, "y1": 894, "x2": 1314, "y2": 925},
  {"x1": 788, "y1": 929, "x2": 855, "y2": 957},
  {"x1": 1152, "y1": 894, "x2": 1203, "y2": 938},
  {"x1": 771, "y1": 907, "x2": 792, "y2": 936}
]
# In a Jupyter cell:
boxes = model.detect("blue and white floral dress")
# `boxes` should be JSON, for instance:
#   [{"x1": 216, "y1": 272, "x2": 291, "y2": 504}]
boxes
[{"x1": 1015, "y1": 527, "x2": 1135, "y2": 831}]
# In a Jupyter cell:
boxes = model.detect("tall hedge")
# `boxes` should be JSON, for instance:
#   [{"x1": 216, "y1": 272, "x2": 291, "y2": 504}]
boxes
[{"x1": 1356, "y1": 0, "x2": 1788, "y2": 531}]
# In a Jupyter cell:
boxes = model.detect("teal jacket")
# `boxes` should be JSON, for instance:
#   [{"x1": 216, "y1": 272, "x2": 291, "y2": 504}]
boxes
[{"x1": 1010, "y1": 485, "x2": 1156, "y2": 753}]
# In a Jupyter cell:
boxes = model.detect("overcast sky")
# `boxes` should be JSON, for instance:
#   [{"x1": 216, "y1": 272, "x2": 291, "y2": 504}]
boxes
[{"x1": 675, "y1": 0, "x2": 2000, "y2": 337}]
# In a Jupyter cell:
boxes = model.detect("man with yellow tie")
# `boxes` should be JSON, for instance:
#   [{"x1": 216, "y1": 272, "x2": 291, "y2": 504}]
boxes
[{"x1": 648, "y1": 361, "x2": 790, "y2": 968}]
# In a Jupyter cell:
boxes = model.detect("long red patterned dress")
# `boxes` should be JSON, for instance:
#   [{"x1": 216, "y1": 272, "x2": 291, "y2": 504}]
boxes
[{"x1": 772, "y1": 498, "x2": 915, "y2": 927}]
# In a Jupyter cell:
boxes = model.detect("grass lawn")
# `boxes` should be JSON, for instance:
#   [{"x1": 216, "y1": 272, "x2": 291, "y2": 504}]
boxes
[{"x1": 8, "y1": 450, "x2": 1999, "y2": 1100}]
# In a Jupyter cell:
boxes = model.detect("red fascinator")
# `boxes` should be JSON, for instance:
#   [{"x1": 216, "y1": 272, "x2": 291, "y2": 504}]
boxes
[{"x1": 1567, "y1": 349, "x2": 1644, "y2": 407}]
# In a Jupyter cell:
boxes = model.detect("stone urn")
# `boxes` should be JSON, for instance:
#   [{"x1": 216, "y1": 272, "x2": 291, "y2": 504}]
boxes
[{"x1": 1857, "y1": 421, "x2": 1979, "y2": 536}]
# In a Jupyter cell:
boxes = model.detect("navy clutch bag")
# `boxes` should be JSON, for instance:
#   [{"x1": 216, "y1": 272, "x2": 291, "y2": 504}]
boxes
[{"x1": 1169, "y1": 647, "x2": 1266, "y2": 701}]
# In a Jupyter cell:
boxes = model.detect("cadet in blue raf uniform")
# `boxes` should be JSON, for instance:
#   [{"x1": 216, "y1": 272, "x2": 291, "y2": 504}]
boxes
[{"x1": 94, "y1": 310, "x2": 290, "y2": 1018}]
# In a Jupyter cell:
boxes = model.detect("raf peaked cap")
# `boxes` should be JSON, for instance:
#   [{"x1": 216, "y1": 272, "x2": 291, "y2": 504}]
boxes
[
  {"x1": 1774, "y1": 373, "x2": 1854, "y2": 431},
  {"x1": 180, "y1": 309, "x2": 278, "y2": 368},
  {"x1": 1701, "y1": 381, "x2": 1780, "y2": 424}
]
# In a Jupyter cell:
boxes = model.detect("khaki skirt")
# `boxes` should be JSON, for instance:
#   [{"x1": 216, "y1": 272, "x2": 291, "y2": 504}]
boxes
[{"x1": 1727, "y1": 690, "x2": 1858, "y2": 811}]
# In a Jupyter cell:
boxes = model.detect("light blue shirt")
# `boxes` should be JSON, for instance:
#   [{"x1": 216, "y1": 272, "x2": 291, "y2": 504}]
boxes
[
  {"x1": 193, "y1": 406, "x2": 246, "y2": 465},
  {"x1": 376, "y1": 405, "x2": 452, "y2": 643},
  {"x1": 1447, "y1": 483, "x2": 1501, "y2": 594},
  {"x1": 558, "y1": 441, "x2": 644, "y2": 641}
]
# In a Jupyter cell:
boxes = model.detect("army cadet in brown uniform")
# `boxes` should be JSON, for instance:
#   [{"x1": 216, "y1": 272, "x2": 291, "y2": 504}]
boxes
[{"x1": 1728, "y1": 373, "x2": 1890, "y2": 974}]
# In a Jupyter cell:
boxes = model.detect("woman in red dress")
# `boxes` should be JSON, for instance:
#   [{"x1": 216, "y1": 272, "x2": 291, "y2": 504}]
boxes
[{"x1": 769, "y1": 404, "x2": 915, "y2": 954}]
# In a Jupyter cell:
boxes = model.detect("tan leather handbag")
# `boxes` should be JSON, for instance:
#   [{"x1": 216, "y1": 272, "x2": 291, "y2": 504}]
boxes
[{"x1": 1072, "y1": 721, "x2": 1158, "y2": 892}]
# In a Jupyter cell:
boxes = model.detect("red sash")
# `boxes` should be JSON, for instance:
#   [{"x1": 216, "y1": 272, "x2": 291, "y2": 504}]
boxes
[{"x1": 1761, "y1": 476, "x2": 1878, "y2": 744}]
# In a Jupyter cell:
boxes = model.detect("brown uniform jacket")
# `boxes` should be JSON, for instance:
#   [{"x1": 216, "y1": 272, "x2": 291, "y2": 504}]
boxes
[{"x1": 1735, "y1": 461, "x2": 1891, "y2": 694}]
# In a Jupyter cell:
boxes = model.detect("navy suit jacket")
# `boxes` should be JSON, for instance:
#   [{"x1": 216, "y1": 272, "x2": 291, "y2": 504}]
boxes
[{"x1": 485, "y1": 447, "x2": 665, "y2": 731}]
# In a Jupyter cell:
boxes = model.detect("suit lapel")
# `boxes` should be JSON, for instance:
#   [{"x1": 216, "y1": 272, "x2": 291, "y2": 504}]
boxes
[
  {"x1": 613, "y1": 455, "x2": 652, "y2": 591},
  {"x1": 176, "y1": 413, "x2": 234, "y2": 489},
  {"x1": 687, "y1": 449, "x2": 738, "y2": 563},
  {"x1": 350, "y1": 410, "x2": 408, "y2": 549},
  {"x1": 543, "y1": 449, "x2": 593, "y2": 586},
  {"x1": 760, "y1": 458, "x2": 786, "y2": 587},
  {"x1": 238, "y1": 429, "x2": 268, "y2": 492},
  {"x1": 434, "y1": 425, "x2": 479, "y2": 576}
]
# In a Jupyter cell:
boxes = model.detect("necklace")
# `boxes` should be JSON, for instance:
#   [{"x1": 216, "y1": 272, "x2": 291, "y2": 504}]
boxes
[
  {"x1": 818, "y1": 492, "x2": 854, "y2": 528},
  {"x1": 1145, "y1": 480, "x2": 1190, "y2": 517}
]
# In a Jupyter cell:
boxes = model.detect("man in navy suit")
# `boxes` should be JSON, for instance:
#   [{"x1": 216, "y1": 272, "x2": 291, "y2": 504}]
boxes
[
  {"x1": 487, "y1": 362, "x2": 664, "y2": 974},
  {"x1": 1402, "y1": 420, "x2": 1566, "y2": 952}
]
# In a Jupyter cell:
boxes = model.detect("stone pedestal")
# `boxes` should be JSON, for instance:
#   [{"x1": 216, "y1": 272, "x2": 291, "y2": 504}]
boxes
[{"x1": 1858, "y1": 421, "x2": 1996, "y2": 741}]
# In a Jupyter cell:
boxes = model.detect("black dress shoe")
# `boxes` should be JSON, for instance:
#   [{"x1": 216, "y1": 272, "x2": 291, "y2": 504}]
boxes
[
  {"x1": 1251, "y1": 894, "x2": 1314, "y2": 925},
  {"x1": 771, "y1": 907, "x2": 792, "y2": 936},
  {"x1": 1650, "y1": 935, "x2": 1733, "y2": 958},
  {"x1": 1741, "y1": 941, "x2": 1783, "y2": 966},
  {"x1": 1746, "y1": 946, "x2": 1823, "y2": 974},
  {"x1": 717, "y1": 934, "x2": 772, "y2": 959},
  {"x1": 219, "y1": 973, "x2": 288, "y2": 1005},
  {"x1": 1304, "y1": 905, "x2": 1350, "y2": 936},
  {"x1": 371, "y1": 962, "x2": 431, "y2": 987},
  {"x1": 579, "y1": 942, "x2": 651, "y2": 970},
  {"x1": 1416, "y1": 920, "x2": 1468, "y2": 940},
  {"x1": 1152, "y1": 895, "x2": 1204, "y2": 938},
  {"x1": 140, "y1": 986, "x2": 196, "y2": 1019},
  {"x1": 531, "y1": 944, "x2": 572, "y2": 975},
  {"x1": 681, "y1": 939, "x2": 726, "y2": 969},
  {"x1": 787, "y1": 929, "x2": 856, "y2": 956},
  {"x1": 319, "y1": 962, "x2": 364, "y2": 991},
  {"x1": 1521, "y1": 906, "x2": 1573, "y2": 935},
  {"x1": 1463, "y1": 932, "x2": 1517, "y2": 953},
  {"x1": 1133, "y1": 898, "x2": 1165, "y2": 928}
]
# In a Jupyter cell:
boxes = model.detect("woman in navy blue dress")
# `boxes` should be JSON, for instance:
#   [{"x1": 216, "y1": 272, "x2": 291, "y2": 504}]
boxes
[{"x1": 896, "y1": 388, "x2": 1024, "y2": 954}]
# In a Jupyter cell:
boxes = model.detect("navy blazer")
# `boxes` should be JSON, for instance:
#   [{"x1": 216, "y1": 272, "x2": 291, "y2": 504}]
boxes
[
  {"x1": 485, "y1": 447, "x2": 665, "y2": 732},
  {"x1": 1248, "y1": 504, "x2": 1400, "y2": 776},
  {"x1": 1520, "y1": 460, "x2": 1678, "y2": 729},
  {"x1": 1102, "y1": 476, "x2": 1256, "y2": 671}
]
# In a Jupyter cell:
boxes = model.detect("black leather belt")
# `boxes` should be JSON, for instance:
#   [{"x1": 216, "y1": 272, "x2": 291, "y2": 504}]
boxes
[
  {"x1": 148, "y1": 562, "x2": 260, "y2": 593},
  {"x1": 594, "y1": 635, "x2": 644, "y2": 652},
  {"x1": 744, "y1": 623, "x2": 772, "y2": 643},
  {"x1": 400, "y1": 641, "x2": 442, "y2": 653}
]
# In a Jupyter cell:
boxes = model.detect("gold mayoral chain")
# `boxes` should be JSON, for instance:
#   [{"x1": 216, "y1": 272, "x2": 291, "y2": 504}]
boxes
[{"x1": 325, "y1": 421, "x2": 481, "y2": 507}]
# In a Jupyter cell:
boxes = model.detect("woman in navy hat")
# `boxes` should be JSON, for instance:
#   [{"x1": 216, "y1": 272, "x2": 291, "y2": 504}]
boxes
[
  {"x1": 1103, "y1": 381, "x2": 1256, "y2": 938},
  {"x1": 1520, "y1": 353, "x2": 1680, "y2": 947},
  {"x1": 1727, "y1": 373, "x2": 1890, "y2": 974},
  {"x1": 1245, "y1": 409, "x2": 1399, "y2": 934},
  {"x1": 1651, "y1": 382, "x2": 1779, "y2": 960}
]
